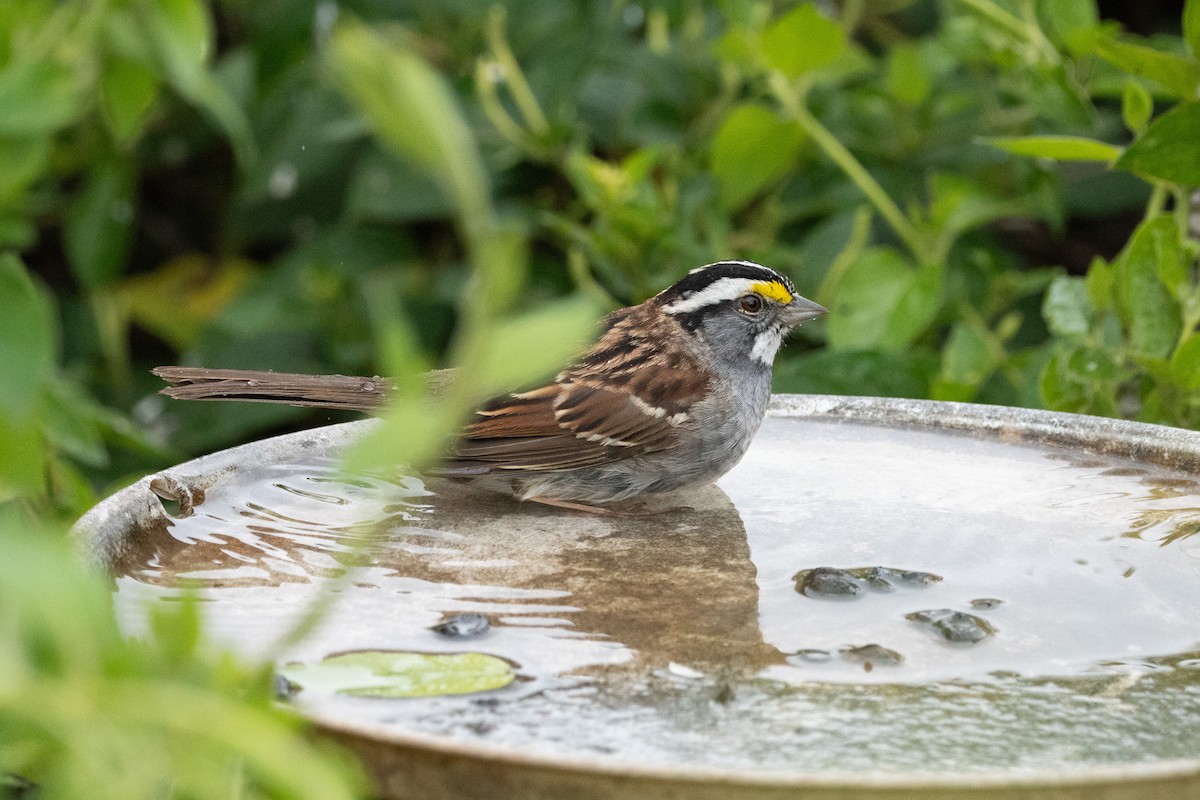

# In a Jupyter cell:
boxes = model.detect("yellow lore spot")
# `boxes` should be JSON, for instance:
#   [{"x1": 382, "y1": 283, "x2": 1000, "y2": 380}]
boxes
[{"x1": 750, "y1": 280, "x2": 794, "y2": 305}]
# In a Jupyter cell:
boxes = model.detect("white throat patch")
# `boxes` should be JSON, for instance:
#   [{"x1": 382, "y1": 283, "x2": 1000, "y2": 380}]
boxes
[{"x1": 750, "y1": 327, "x2": 785, "y2": 364}]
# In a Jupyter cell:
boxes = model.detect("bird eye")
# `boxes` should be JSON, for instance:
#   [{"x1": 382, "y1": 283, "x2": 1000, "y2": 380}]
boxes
[{"x1": 738, "y1": 294, "x2": 764, "y2": 314}]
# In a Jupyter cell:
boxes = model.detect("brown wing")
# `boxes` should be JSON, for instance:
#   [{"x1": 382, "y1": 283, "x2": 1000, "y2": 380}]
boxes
[{"x1": 438, "y1": 303, "x2": 712, "y2": 475}]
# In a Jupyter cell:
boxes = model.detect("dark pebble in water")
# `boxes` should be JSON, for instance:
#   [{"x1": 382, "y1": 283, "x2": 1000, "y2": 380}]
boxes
[
  {"x1": 906, "y1": 608, "x2": 996, "y2": 643},
  {"x1": 793, "y1": 566, "x2": 942, "y2": 598},
  {"x1": 839, "y1": 643, "x2": 904, "y2": 666},
  {"x1": 796, "y1": 567, "x2": 863, "y2": 598},
  {"x1": 969, "y1": 597, "x2": 1004, "y2": 610},
  {"x1": 274, "y1": 673, "x2": 301, "y2": 699},
  {"x1": 860, "y1": 566, "x2": 896, "y2": 591},
  {"x1": 896, "y1": 570, "x2": 942, "y2": 587},
  {"x1": 433, "y1": 613, "x2": 491, "y2": 638}
]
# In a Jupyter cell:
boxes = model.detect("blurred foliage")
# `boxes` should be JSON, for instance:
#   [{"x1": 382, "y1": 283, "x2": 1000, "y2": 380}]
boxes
[
  {"x1": 0, "y1": 520, "x2": 365, "y2": 800},
  {"x1": 3, "y1": 0, "x2": 1200, "y2": 796}
]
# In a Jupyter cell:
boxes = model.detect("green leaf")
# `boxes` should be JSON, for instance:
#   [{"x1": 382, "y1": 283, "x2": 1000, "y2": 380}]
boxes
[
  {"x1": 1038, "y1": 0, "x2": 1098, "y2": 49},
  {"x1": 1039, "y1": 346, "x2": 1122, "y2": 416},
  {"x1": 470, "y1": 294, "x2": 604, "y2": 397},
  {"x1": 773, "y1": 349, "x2": 937, "y2": 397},
  {"x1": 986, "y1": 135, "x2": 1121, "y2": 162},
  {"x1": 1187, "y1": 0, "x2": 1200, "y2": 56},
  {"x1": 344, "y1": 145, "x2": 452, "y2": 223},
  {"x1": 343, "y1": 396, "x2": 457, "y2": 475},
  {"x1": 65, "y1": 158, "x2": 136, "y2": 289},
  {"x1": 41, "y1": 380, "x2": 108, "y2": 468},
  {"x1": 928, "y1": 173, "x2": 1025, "y2": 243},
  {"x1": 0, "y1": 255, "x2": 55, "y2": 420},
  {"x1": 280, "y1": 651, "x2": 514, "y2": 698},
  {"x1": 1115, "y1": 101, "x2": 1200, "y2": 186},
  {"x1": 826, "y1": 248, "x2": 940, "y2": 351},
  {"x1": 710, "y1": 103, "x2": 804, "y2": 210},
  {"x1": 1043, "y1": 275, "x2": 1092, "y2": 338},
  {"x1": 0, "y1": 211, "x2": 35, "y2": 249},
  {"x1": 1092, "y1": 37, "x2": 1200, "y2": 99},
  {"x1": 0, "y1": 59, "x2": 81, "y2": 136},
  {"x1": 886, "y1": 43, "x2": 931, "y2": 106},
  {"x1": 1120, "y1": 79, "x2": 1153, "y2": 134},
  {"x1": 1085, "y1": 256, "x2": 1115, "y2": 311},
  {"x1": 1170, "y1": 334, "x2": 1200, "y2": 389},
  {"x1": 1065, "y1": 346, "x2": 1122, "y2": 383},
  {"x1": 148, "y1": 0, "x2": 210, "y2": 66},
  {"x1": 712, "y1": 28, "x2": 756, "y2": 68},
  {"x1": 761, "y1": 4, "x2": 846, "y2": 78},
  {"x1": 0, "y1": 135, "x2": 50, "y2": 201},
  {"x1": 1039, "y1": 349, "x2": 1080, "y2": 412},
  {"x1": 100, "y1": 57, "x2": 160, "y2": 142},
  {"x1": 139, "y1": 0, "x2": 255, "y2": 166},
  {"x1": 933, "y1": 322, "x2": 996, "y2": 402},
  {"x1": 1114, "y1": 216, "x2": 1182, "y2": 358},
  {"x1": 0, "y1": 412, "x2": 44, "y2": 495},
  {"x1": 327, "y1": 21, "x2": 489, "y2": 222}
]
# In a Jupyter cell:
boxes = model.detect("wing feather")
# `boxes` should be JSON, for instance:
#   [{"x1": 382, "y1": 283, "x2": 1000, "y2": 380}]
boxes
[{"x1": 436, "y1": 303, "x2": 713, "y2": 476}]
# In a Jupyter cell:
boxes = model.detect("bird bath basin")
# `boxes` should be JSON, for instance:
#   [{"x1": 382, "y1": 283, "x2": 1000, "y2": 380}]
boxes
[{"x1": 74, "y1": 395, "x2": 1200, "y2": 799}]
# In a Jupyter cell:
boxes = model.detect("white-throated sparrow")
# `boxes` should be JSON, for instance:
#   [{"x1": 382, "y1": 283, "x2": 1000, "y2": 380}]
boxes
[{"x1": 155, "y1": 261, "x2": 826, "y2": 511}]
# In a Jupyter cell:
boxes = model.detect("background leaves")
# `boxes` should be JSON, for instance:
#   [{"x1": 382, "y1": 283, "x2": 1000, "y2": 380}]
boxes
[{"x1": 5, "y1": 1, "x2": 1200, "y2": 794}]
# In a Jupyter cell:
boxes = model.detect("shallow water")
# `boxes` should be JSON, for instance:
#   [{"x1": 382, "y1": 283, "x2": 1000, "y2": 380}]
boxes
[{"x1": 111, "y1": 417, "x2": 1200, "y2": 773}]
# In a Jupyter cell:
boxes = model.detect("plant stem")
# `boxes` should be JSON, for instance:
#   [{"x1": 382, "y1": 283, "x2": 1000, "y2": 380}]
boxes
[
  {"x1": 953, "y1": 0, "x2": 1058, "y2": 64},
  {"x1": 485, "y1": 6, "x2": 549, "y2": 135},
  {"x1": 816, "y1": 205, "x2": 872, "y2": 304},
  {"x1": 474, "y1": 60, "x2": 540, "y2": 153},
  {"x1": 771, "y1": 73, "x2": 928, "y2": 262},
  {"x1": 90, "y1": 290, "x2": 131, "y2": 401},
  {"x1": 1144, "y1": 182, "x2": 1169, "y2": 221},
  {"x1": 1172, "y1": 185, "x2": 1190, "y2": 236}
]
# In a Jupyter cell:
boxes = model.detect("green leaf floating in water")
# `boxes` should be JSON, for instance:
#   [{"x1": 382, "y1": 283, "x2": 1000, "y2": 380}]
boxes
[{"x1": 280, "y1": 651, "x2": 514, "y2": 698}]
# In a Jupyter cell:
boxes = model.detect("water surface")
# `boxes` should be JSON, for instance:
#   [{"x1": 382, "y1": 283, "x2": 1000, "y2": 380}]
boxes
[{"x1": 112, "y1": 417, "x2": 1200, "y2": 773}]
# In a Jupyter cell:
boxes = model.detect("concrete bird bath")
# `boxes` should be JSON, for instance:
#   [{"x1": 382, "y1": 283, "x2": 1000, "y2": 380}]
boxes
[{"x1": 74, "y1": 395, "x2": 1200, "y2": 799}]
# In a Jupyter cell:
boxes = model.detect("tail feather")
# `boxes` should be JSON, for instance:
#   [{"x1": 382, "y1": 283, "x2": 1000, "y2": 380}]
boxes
[{"x1": 152, "y1": 366, "x2": 392, "y2": 411}]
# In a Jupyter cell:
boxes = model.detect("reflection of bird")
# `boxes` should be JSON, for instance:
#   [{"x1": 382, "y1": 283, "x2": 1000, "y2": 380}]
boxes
[{"x1": 156, "y1": 261, "x2": 826, "y2": 511}]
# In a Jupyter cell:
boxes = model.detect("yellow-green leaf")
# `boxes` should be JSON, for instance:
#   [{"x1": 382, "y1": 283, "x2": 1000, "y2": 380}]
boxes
[
  {"x1": 1093, "y1": 37, "x2": 1200, "y2": 99},
  {"x1": 280, "y1": 651, "x2": 515, "y2": 698},
  {"x1": 117, "y1": 255, "x2": 255, "y2": 349},
  {"x1": 886, "y1": 43, "x2": 931, "y2": 106},
  {"x1": 468, "y1": 294, "x2": 604, "y2": 397},
  {"x1": 986, "y1": 135, "x2": 1121, "y2": 162},
  {"x1": 1187, "y1": 0, "x2": 1200, "y2": 56},
  {"x1": 1170, "y1": 334, "x2": 1200, "y2": 389},
  {"x1": 101, "y1": 57, "x2": 160, "y2": 142},
  {"x1": 761, "y1": 4, "x2": 846, "y2": 78}
]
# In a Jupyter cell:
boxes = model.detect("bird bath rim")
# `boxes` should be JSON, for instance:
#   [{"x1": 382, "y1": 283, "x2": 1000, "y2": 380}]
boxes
[{"x1": 72, "y1": 394, "x2": 1200, "y2": 797}]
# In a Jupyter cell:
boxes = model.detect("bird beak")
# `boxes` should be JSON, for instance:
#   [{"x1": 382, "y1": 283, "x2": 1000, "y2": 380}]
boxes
[{"x1": 780, "y1": 295, "x2": 828, "y2": 326}]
